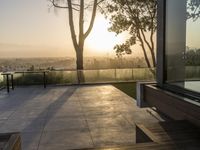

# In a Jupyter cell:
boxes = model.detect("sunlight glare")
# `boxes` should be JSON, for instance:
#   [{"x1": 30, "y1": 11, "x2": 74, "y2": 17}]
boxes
[{"x1": 85, "y1": 16, "x2": 124, "y2": 55}]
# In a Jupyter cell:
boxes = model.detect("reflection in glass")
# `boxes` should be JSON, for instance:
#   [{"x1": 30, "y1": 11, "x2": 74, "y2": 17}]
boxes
[{"x1": 165, "y1": 0, "x2": 200, "y2": 93}]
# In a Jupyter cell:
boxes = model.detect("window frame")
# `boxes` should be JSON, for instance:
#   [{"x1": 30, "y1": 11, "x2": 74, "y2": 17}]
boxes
[{"x1": 157, "y1": 0, "x2": 200, "y2": 101}]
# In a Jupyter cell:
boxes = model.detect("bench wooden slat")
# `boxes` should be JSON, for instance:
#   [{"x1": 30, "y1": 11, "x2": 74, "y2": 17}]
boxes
[
  {"x1": 136, "y1": 120, "x2": 200, "y2": 146},
  {"x1": 78, "y1": 141, "x2": 200, "y2": 150}
]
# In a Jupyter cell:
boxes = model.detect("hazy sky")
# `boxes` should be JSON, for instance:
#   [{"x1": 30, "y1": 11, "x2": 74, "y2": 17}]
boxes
[
  {"x1": 186, "y1": 19, "x2": 200, "y2": 49},
  {"x1": 0, "y1": 0, "x2": 199, "y2": 58},
  {"x1": 0, "y1": 0, "x2": 128, "y2": 58}
]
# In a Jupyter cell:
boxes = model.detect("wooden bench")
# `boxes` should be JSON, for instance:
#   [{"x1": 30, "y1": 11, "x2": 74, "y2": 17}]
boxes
[
  {"x1": 136, "y1": 120, "x2": 200, "y2": 148},
  {"x1": 0, "y1": 132, "x2": 21, "y2": 150},
  {"x1": 76, "y1": 141, "x2": 200, "y2": 150},
  {"x1": 78, "y1": 142, "x2": 184, "y2": 150}
]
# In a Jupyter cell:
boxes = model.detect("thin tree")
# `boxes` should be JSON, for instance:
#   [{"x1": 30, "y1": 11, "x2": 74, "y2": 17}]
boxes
[
  {"x1": 102, "y1": 0, "x2": 157, "y2": 72},
  {"x1": 49, "y1": 0, "x2": 103, "y2": 82}
]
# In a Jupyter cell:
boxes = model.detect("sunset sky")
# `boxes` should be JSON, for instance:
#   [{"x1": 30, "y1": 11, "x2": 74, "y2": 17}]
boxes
[
  {"x1": 0, "y1": 0, "x2": 127, "y2": 58},
  {"x1": 0, "y1": 0, "x2": 199, "y2": 58}
]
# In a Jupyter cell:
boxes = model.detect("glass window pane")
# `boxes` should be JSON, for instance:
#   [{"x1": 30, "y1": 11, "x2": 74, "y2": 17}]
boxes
[{"x1": 165, "y1": 0, "x2": 200, "y2": 93}]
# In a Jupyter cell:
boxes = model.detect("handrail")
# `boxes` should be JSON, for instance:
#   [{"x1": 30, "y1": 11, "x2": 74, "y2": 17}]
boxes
[
  {"x1": 14, "y1": 71, "x2": 49, "y2": 74},
  {"x1": 1, "y1": 72, "x2": 15, "y2": 75},
  {"x1": 0, "y1": 68, "x2": 156, "y2": 87},
  {"x1": 1, "y1": 68, "x2": 155, "y2": 73}
]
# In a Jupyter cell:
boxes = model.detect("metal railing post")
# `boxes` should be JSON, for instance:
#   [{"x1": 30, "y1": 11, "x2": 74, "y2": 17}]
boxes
[
  {"x1": 115, "y1": 68, "x2": 117, "y2": 81},
  {"x1": 132, "y1": 68, "x2": 134, "y2": 80}
]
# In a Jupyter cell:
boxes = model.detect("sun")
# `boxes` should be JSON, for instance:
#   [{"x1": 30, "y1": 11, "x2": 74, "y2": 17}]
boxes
[{"x1": 85, "y1": 16, "x2": 124, "y2": 55}]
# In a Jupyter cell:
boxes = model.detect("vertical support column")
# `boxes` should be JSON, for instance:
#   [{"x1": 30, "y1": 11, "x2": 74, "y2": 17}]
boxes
[
  {"x1": 157, "y1": 0, "x2": 166, "y2": 87},
  {"x1": 132, "y1": 68, "x2": 134, "y2": 80},
  {"x1": 6, "y1": 74, "x2": 9, "y2": 93},
  {"x1": 157, "y1": 0, "x2": 187, "y2": 87},
  {"x1": 165, "y1": 0, "x2": 187, "y2": 86},
  {"x1": 114, "y1": 69, "x2": 117, "y2": 81},
  {"x1": 43, "y1": 72, "x2": 46, "y2": 88},
  {"x1": 11, "y1": 74, "x2": 14, "y2": 90}
]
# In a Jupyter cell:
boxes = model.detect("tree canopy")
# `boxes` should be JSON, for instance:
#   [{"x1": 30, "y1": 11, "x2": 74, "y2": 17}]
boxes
[
  {"x1": 187, "y1": 0, "x2": 200, "y2": 21},
  {"x1": 102, "y1": 0, "x2": 157, "y2": 68}
]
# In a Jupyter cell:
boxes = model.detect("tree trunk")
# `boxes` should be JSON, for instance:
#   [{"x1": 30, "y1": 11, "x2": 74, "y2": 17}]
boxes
[
  {"x1": 140, "y1": 29, "x2": 156, "y2": 67},
  {"x1": 51, "y1": 0, "x2": 100, "y2": 84},
  {"x1": 76, "y1": 0, "x2": 85, "y2": 84},
  {"x1": 76, "y1": 48, "x2": 85, "y2": 83},
  {"x1": 67, "y1": 0, "x2": 79, "y2": 52},
  {"x1": 66, "y1": 0, "x2": 99, "y2": 84},
  {"x1": 76, "y1": 49, "x2": 83, "y2": 70},
  {"x1": 137, "y1": 30, "x2": 151, "y2": 68}
]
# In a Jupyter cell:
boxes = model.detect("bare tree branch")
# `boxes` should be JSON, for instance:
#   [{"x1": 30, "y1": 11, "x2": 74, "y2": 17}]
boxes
[
  {"x1": 67, "y1": 0, "x2": 79, "y2": 52},
  {"x1": 84, "y1": 0, "x2": 98, "y2": 39},
  {"x1": 79, "y1": 0, "x2": 84, "y2": 47},
  {"x1": 137, "y1": 30, "x2": 151, "y2": 68},
  {"x1": 49, "y1": 0, "x2": 80, "y2": 11}
]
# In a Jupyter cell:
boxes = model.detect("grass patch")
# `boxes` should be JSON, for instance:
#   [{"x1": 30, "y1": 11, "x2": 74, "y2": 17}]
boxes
[{"x1": 112, "y1": 82, "x2": 136, "y2": 99}]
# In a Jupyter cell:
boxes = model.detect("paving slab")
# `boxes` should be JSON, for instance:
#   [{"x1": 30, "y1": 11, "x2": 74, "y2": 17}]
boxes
[
  {"x1": 86, "y1": 115, "x2": 133, "y2": 130},
  {"x1": 0, "y1": 110, "x2": 14, "y2": 119},
  {"x1": 90, "y1": 128, "x2": 135, "y2": 147},
  {"x1": 0, "y1": 118, "x2": 46, "y2": 133},
  {"x1": 38, "y1": 130, "x2": 93, "y2": 150},
  {"x1": 44, "y1": 117, "x2": 88, "y2": 132}
]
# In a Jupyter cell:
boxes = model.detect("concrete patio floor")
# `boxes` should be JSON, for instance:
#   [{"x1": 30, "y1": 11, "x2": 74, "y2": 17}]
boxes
[{"x1": 0, "y1": 85, "x2": 165, "y2": 150}]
